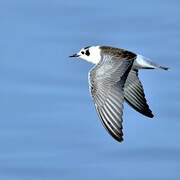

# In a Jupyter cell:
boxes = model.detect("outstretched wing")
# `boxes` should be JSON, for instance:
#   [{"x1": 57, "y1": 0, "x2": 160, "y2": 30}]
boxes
[
  {"x1": 124, "y1": 69, "x2": 154, "y2": 118},
  {"x1": 89, "y1": 54, "x2": 134, "y2": 142}
]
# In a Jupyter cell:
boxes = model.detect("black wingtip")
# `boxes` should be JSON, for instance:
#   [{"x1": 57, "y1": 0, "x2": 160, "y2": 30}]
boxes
[
  {"x1": 114, "y1": 135, "x2": 124, "y2": 142},
  {"x1": 146, "y1": 112, "x2": 154, "y2": 118},
  {"x1": 112, "y1": 136, "x2": 124, "y2": 143},
  {"x1": 125, "y1": 98, "x2": 154, "y2": 119},
  {"x1": 118, "y1": 137, "x2": 124, "y2": 143},
  {"x1": 107, "y1": 129, "x2": 124, "y2": 143},
  {"x1": 139, "y1": 109, "x2": 154, "y2": 118}
]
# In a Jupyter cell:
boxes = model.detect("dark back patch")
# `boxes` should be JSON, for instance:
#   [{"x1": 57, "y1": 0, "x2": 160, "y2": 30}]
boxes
[{"x1": 101, "y1": 46, "x2": 136, "y2": 61}]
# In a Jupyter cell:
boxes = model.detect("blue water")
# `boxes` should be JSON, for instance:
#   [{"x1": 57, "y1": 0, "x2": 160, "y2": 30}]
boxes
[{"x1": 0, "y1": 0, "x2": 180, "y2": 179}]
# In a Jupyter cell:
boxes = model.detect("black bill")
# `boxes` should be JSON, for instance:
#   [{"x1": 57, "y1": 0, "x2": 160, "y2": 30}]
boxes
[{"x1": 69, "y1": 53, "x2": 79, "y2": 58}]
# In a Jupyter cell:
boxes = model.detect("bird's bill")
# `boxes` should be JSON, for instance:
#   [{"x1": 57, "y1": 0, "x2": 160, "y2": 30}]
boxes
[{"x1": 69, "y1": 53, "x2": 80, "y2": 58}]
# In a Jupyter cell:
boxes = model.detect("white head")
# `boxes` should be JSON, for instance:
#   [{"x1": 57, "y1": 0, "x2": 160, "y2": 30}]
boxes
[{"x1": 69, "y1": 46, "x2": 101, "y2": 64}]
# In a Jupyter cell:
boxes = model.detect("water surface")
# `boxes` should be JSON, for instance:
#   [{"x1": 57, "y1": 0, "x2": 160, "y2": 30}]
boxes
[{"x1": 0, "y1": 0, "x2": 180, "y2": 179}]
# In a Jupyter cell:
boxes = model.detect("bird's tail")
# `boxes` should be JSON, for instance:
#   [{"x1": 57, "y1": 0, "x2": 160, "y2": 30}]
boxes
[{"x1": 134, "y1": 54, "x2": 169, "y2": 70}]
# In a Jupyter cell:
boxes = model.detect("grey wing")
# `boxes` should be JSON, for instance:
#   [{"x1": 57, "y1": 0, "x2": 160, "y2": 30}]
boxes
[
  {"x1": 124, "y1": 69, "x2": 154, "y2": 118},
  {"x1": 89, "y1": 56, "x2": 134, "y2": 142}
]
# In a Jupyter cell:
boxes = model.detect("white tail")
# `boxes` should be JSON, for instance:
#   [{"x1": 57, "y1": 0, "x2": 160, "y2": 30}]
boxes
[{"x1": 133, "y1": 54, "x2": 169, "y2": 70}]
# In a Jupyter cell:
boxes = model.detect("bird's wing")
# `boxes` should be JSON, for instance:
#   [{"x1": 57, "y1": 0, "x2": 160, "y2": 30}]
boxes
[
  {"x1": 89, "y1": 54, "x2": 134, "y2": 142},
  {"x1": 124, "y1": 69, "x2": 154, "y2": 118}
]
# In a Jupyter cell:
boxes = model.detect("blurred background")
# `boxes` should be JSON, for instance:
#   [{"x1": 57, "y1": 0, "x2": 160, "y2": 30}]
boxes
[{"x1": 0, "y1": 0, "x2": 180, "y2": 179}]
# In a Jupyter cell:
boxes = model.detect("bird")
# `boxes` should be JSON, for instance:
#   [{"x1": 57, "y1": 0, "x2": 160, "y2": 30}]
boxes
[{"x1": 69, "y1": 45, "x2": 168, "y2": 142}]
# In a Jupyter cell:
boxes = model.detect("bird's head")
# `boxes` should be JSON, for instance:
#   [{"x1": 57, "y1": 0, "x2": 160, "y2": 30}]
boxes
[{"x1": 69, "y1": 46, "x2": 101, "y2": 64}]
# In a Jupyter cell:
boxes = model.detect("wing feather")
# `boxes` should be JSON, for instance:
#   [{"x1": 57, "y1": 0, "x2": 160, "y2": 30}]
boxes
[
  {"x1": 89, "y1": 53, "x2": 135, "y2": 142},
  {"x1": 124, "y1": 69, "x2": 154, "y2": 118}
]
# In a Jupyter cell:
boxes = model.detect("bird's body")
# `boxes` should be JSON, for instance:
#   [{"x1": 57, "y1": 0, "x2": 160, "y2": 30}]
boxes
[{"x1": 70, "y1": 45, "x2": 168, "y2": 142}]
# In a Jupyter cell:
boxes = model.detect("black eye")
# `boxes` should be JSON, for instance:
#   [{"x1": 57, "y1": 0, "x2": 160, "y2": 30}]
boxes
[
  {"x1": 85, "y1": 50, "x2": 90, "y2": 56},
  {"x1": 81, "y1": 51, "x2": 84, "y2": 54}
]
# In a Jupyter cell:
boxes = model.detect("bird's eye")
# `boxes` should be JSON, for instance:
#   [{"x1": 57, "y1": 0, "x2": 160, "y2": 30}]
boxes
[
  {"x1": 81, "y1": 51, "x2": 84, "y2": 54},
  {"x1": 85, "y1": 50, "x2": 90, "y2": 56}
]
